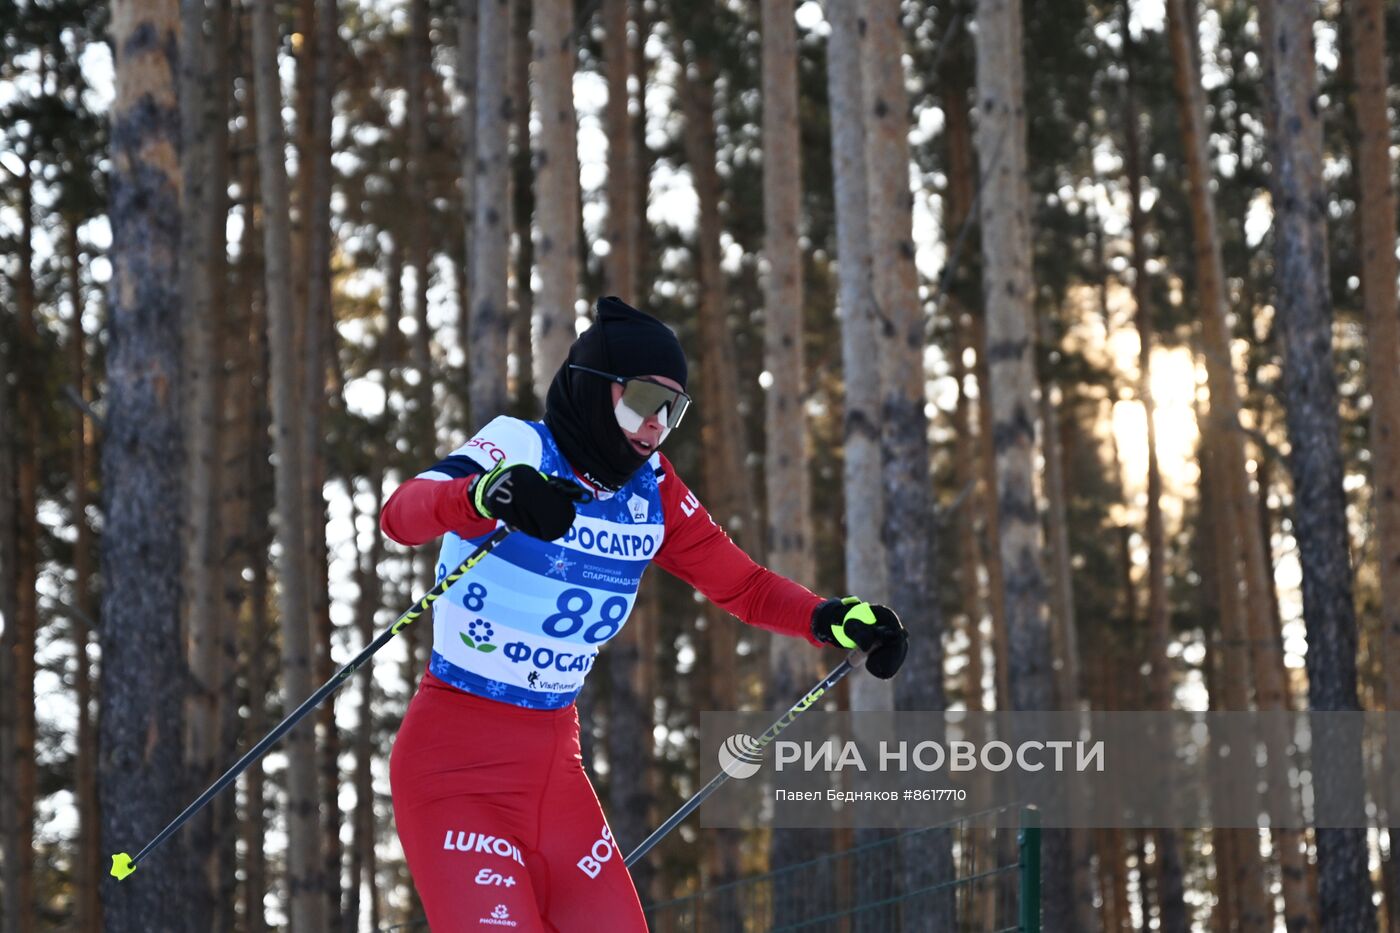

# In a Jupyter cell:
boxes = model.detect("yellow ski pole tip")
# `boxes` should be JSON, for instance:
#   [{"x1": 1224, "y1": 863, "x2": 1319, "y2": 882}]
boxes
[{"x1": 110, "y1": 853, "x2": 136, "y2": 881}]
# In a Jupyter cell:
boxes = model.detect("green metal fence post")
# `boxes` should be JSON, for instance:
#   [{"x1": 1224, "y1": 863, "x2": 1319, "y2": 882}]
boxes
[{"x1": 1018, "y1": 807, "x2": 1041, "y2": 933}]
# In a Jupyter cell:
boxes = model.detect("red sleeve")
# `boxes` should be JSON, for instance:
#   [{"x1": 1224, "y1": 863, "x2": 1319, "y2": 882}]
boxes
[
  {"x1": 651, "y1": 455, "x2": 823, "y2": 646},
  {"x1": 379, "y1": 476, "x2": 498, "y2": 546}
]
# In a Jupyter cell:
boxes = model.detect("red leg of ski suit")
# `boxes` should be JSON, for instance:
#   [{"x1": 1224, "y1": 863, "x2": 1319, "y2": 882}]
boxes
[{"x1": 391, "y1": 672, "x2": 647, "y2": 932}]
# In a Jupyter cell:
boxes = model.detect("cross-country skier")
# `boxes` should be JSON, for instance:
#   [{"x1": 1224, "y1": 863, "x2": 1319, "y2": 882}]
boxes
[{"x1": 380, "y1": 296, "x2": 908, "y2": 931}]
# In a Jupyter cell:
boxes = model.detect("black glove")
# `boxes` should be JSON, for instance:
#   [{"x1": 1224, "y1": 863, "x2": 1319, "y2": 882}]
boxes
[
  {"x1": 469, "y1": 462, "x2": 589, "y2": 540},
  {"x1": 811, "y1": 597, "x2": 908, "y2": 680}
]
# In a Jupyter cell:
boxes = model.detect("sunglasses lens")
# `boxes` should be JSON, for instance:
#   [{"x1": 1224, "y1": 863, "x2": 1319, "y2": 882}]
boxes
[{"x1": 617, "y1": 381, "x2": 691, "y2": 431}]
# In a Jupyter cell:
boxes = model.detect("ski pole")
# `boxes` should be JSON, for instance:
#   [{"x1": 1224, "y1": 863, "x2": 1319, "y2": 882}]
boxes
[
  {"x1": 110, "y1": 524, "x2": 514, "y2": 882},
  {"x1": 624, "y1": 649, "x2": 867, "y2": 868}
]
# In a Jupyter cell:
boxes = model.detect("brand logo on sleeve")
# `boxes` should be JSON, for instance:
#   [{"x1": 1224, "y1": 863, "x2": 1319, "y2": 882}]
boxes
[{"x1": 466, "y1": 437, "x2": 507, "y2": 463}]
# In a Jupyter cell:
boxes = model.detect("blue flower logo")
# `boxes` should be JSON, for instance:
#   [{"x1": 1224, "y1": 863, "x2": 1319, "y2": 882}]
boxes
[{"x1": 459, "y1": 618, "x2": 498, "y2": 653}]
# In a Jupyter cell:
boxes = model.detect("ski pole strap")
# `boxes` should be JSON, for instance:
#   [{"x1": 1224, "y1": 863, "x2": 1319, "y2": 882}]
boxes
[{"x1": 624, "y1": 650, "x2": 867, "y2": 868}]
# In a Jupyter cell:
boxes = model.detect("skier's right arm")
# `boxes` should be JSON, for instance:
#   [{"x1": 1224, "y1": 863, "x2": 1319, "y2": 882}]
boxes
[
  {"x1": 379, "y1": 462, "x2": 494, "y2": 547},
  {"x1": 380, "y1": 415, "x2": 574, "y2": 545}
]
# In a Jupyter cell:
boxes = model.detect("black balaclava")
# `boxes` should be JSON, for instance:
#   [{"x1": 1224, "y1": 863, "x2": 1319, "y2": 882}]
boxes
[{"x1": 544, "y1": 296, "x2": 688, "y2": 491}]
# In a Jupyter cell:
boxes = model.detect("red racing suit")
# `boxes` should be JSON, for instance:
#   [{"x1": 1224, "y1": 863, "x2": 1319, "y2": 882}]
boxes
[{"x1": 381, "y1": 417, "x2": 822, "y2": 931}]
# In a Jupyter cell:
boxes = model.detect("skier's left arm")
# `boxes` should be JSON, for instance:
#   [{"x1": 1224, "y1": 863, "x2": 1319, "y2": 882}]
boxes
[
  {"x1": 650, "y1": 455, "x2": 908, "y2": 678},
  {"x1": 649, "y1": 456, "x2": 824, "y2": 645}
]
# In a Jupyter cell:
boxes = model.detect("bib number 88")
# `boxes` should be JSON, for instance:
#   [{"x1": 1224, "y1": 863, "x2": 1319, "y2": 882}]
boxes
[{"x1": 543, "y1": 589, "x2": 629, "y2": 644}]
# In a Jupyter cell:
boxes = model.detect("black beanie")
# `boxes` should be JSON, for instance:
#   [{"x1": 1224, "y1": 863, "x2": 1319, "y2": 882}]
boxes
[{"x1": 544, "y1": 297, "x2": 688, "y2": 490}]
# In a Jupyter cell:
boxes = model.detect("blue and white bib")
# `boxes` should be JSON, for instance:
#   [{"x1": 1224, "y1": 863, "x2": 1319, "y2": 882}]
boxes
[{"x1": 424, "y1": 417, "x2": 664, "y2": 709}]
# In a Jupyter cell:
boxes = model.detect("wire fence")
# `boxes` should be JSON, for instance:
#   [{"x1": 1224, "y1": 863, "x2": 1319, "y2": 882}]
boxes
[
  {"x1": 642, "y1": 807, "x2": 1042, "y2": 933},
  {"x1": 376, "y1": 807, "x2": 1042, "y2": 932}
]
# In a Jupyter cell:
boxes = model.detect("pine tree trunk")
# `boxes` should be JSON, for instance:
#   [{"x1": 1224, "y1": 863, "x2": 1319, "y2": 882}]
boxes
[
  {"x1": 7, "y1": 140, "x2": 39, "y2": 933},
  {"x1": 760, "y1": 0, "x2": 821, "y2": 905},
  {"x1": 180, "y1": 0, "x2": 232, "y2": 919},
  {"x1": 863, "y1": 0, "x2": 944, "y2": 717},
  {"x1": 1347, "y1": 2, "x2": 1400, "y2": 927},
  {"x1": 457, "y1": 0, "x2": 478, "y2": 410},
  {"x1": 533, "y1": 0, "x2": 581, "y2": 390},
  {"x1": 0, "y1": 284, "x2": 14, "y2": 933},
  {"x1": 347, "y1": 463, "x2": 386, "y2": 931},
  {"x1": 603, "y1": 0, "x2": 638, "y2": 300},
  {"x1": 1195, "y1": 443, "x2": 1238, "y2": 933},
  {"x1": 1038, "y1": 363, "x2": 1079, "y2": 711},
  {"x1": 407, "y1": 0, "x2": 434, "y2": 443},
  {"x1": 66, "y1": 216, "x2": 101, "y2": 933},
  {"x1": 973, "y1": 0, "x2": 1049, "y2": 716},
  {"x1": 603, "y1": 3, "x2": 653, "y2": 905},
  {"x1": 100, "y1": 4, "x2": 194, "y2": 928},
  {"x1": 631, "y1": 3, "x2": 652, "y2": 293},
  {"x1": 760, "y1": 0, "x2": 813, "y2": 716},
  {"x1": 1166, "y1": 2, "x2": 1282, "y2": 924},
  {"x1": 243, "y1": 532, "x2": 273, "y2": 933},
  {"x1": 251, "y1": 0, "x2": 326, "y2": 925},
  {"x1": 402, "y1": 0, "x2": 435, "y2": 702},
  {"x1": 974, "y1": 2, "x2": 1085, "y2": 929},
  {"x1": 970, "y1": 315, "x2": 1012, "y2": 710},
  {"x1": 1263, "y1": 3, "x2": 1377, "y2": 929},
  {"x1": 1037, "y1": 345, "x2": 1097, "y2": 929},
  {"x1": 211, "y1": 149, "x2": 249, "y2": 933},
  {"x1": 935, "y1": 12, "x2": 980, "y2": 717},
  {"x1": 470, "y1": 0, "x2": 513, "y2": 425},
  {"x1": 1120, "y1": 15, "x2": 1188, "y2": 928},
  {"x1": 859, "y1": 1, "x2": 953, "y2": 927},
  {"x1": 509, "y1": 0, "x2": 537, "y2": 418},
  {"x1": 953, "y1": 324, "x2": 1002, "y2": 931},
  {"x1": 673, "y1": 36, "x2": 754, "y2": 927},
  {"x1": 0, "y1": 308, "x2": 15, "y2": 933},
  {"x1": 228, "y1": 50, "x2": 270, "y2": 928},
  {"x1": 301, "y1": 0, "x2": 342, "y2": 920},
  {"x1": 675, "y1": 50, "x2": 759, "y2": 553},
  {"x1": 825, "y1": 0, "x2": 889, "y2": 714}
]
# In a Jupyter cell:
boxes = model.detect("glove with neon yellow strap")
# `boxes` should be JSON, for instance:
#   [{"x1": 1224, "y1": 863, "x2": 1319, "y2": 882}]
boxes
[
  {"x1": 811, "y1": 597, "x2": 908, "y2": 680},
  {"x1": 468, "y1": 461, "x2": 589, "y2": 541}
]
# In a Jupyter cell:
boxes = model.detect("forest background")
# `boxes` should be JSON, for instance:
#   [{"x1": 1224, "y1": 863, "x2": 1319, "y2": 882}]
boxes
[{"x1": 2, "y1": 0, "x2": 1399, "y2": 931}]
